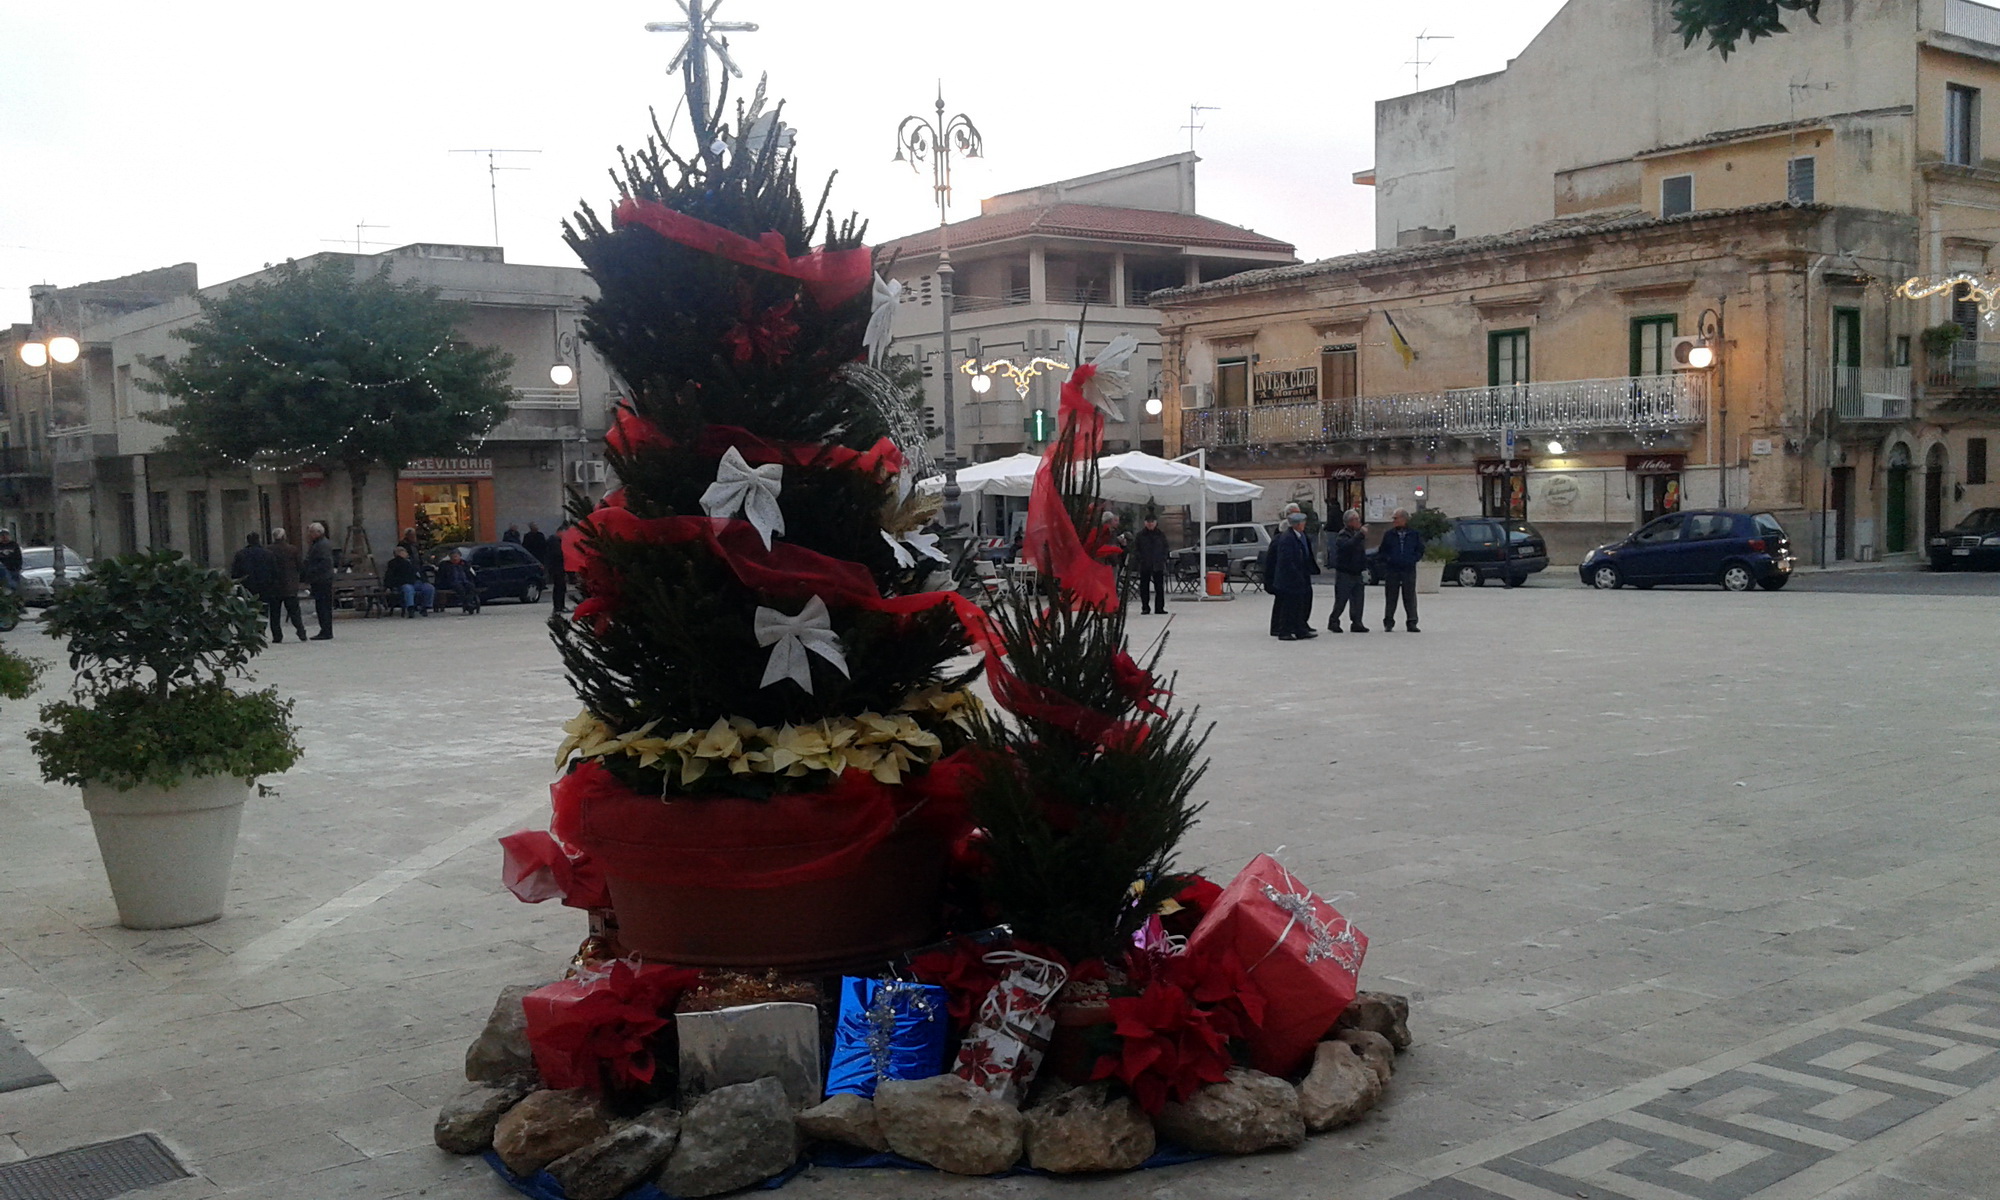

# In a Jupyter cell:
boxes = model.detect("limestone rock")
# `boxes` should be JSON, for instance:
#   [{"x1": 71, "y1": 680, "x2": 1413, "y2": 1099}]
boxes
[
  {"x1": 1154, "y1": 1068, "x2": 1305, "y2": 1154},
  {"x1": 1024, "y1": 1081, "x2": 1155, "y2": 1174},
  {"x1": 548, "y1": 1107, "x2": 680, "y2": 1200},
  {"x1": 1333, "y1": 992, "x2": 1412, "y2": 1051},
  {"x1": 874, "y1": 1073, "x2": 1025, "y2": 1176},
  {"x1": 466, "y1": 983, "x2": 540, "y2": 1084},
  {"x1": 676, "y1": 1002, "x2": 822, "y2": 1110},
  {"x1": 1297, "y1": 1041, "x2": 1382, "y2": 1133},
  {"x1": 1333, "y1": 1028, "x2": 1396, "y2": 1087},
  {"x1": 796, "y1": 1093, "x2": 888, "y2": 1153},
  {"x1": 433, "y1": 1080, "x2": 531, "y2": 1154},
  {"x1": 492, "y1": 1089, "x2": 613, "y2": 1177},
  {"x1": 658, "y1": 1077, "x2": 801, "y2": 1198}
]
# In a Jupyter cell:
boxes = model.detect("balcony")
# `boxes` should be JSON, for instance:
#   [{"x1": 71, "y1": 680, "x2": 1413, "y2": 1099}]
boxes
[
  {"x1": 1182, "y1": 373, "x2": 1709, "y2": 450},
  {"x1": 510, "y1": 387, "x2": 582, "y2": 411},
  {"x1": 1944, "y1": 0, "x2": 2000, "y2": 46},
  {"x1": 1930, "y1": 342, "x2": 2000, "y2": 390},
  {"x1": 1828, "y1": 366, "x2": 1912, "y2": 421}
]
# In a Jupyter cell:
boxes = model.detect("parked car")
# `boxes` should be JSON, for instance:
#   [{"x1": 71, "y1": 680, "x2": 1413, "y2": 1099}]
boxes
[
  {"x1": 1579, "y1": 510, "x2": 1793, "y2": 592},
  {"x1": 1170, "y1": 522, "x2": 1276, "y2": 581},
  {"x1": 1357, "y1": 517, "x2": 1546, "y2": 587},
  {"x1": 1926, "y1": 507, "x2": 2000, "y2": 570},
  {"x1": 429, "y1": 542, "x2": 547, "y2": 603},
  {"x1": 15, "y1": 545, "x2": 91, "y2": 607}
]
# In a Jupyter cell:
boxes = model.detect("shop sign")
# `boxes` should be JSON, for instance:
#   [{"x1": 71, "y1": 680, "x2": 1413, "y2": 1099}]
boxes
[
  {"x1": 1625, "y1": 454, "x2": 1685, "y2": 474},
  {"x1": 1751, "y1": 438, "x2": 1774, "y2": 456},
  {"x1": 400, "y1": 456, "x2": 494, "y2": 479},
  {"x1": 1324, "y1": 462, "x2": 1367, "y2": 481},
  {"x1": 1253, "y1": 367, "x2": 1318, "y2": 402},
  {"x1": 1475, "y1": 459, "x2": 1528, "y2": 477},
  {"x1": 298, "y1": 469, "x2": 325, "y2": 486}
]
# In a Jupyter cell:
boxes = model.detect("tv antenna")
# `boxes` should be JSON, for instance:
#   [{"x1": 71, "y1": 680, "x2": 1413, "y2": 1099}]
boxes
[
  {"x1": 1182, "y1": 103, "x2": 1220, "y2": 154},
  {"x1": 321, "y1": 220, "x2": 392, "y2": 254},
  {"x1": 646, "y1": 0, "x2": 759, "y2": 136},
  {"x1": 450, "y1": 148, "x2": 541, "y2": 247},
  {"x1": 1410, "y1": 30, "x2": 1453, "y2": 92}
]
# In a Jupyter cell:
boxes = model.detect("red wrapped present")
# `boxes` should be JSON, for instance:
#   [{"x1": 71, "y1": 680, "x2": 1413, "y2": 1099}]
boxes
[
  {"x1": 1184, "y1": 854, "x2": 1366, "y2": 1078},
  {"x1": 521, "y1": 961, "x2": 700, "y2": 1092}
]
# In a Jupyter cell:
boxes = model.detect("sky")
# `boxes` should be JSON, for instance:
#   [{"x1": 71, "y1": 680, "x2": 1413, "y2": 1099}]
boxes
[{"x1": 0, "y1": 0, "x2": 1570, "y2": 328}]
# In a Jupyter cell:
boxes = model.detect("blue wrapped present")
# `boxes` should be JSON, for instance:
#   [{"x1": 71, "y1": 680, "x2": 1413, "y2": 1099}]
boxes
[{"x1": 825, "y1": 977, "x2": 949, "y2": 1099}]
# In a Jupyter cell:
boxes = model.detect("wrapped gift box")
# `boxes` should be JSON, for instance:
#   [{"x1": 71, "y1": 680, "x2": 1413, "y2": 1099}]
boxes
[
  {"x1": 951, "y1": 953, "x2": 1066, "y2": 1105},
  {"x1": 825, "y1": 977, "x2": 950, "y2": 1098},
  {"x1": 1185, "y1": 853, "x2": 1367, "y2": 1077}
]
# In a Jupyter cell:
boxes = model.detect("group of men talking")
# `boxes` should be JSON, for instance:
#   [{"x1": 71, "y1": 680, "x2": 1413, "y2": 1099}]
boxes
[{"x1": 1263, "y1": 507, "x2": 1425, "y2": 642}]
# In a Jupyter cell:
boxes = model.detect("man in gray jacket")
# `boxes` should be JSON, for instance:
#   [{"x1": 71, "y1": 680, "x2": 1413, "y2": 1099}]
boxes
[
  {"x1": 1325, "y1": 509, "x2": 1370, "y2": 633},
  {"x1": 303, "y1": 522, "x2": 336, "y2": 640}
]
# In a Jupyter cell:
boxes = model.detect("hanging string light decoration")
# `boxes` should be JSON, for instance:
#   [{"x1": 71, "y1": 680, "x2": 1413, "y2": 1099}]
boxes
[{"x1": 1896, "y1": 273, "x2": 2000, "y2": 326}]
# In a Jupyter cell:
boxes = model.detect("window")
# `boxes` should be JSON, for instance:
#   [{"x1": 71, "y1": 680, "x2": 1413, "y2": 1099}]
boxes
[
  {"x1": 1215, "y1": 359, "x2": 1249, "y2": 408},
  {"x1": 1488, "y1": 330, "x2": 1530, "y2": 387},
  {"x1": 1661, "y1": 174, "x2": 1694, "y2": 218},
  {"x1": 1896, "y1": 335, "x2": 1912, "y2": 367},
  {"x1": 1631, "y1": 315, "x2": 1678, "y2": 376},
  {"x1": 1971, "y1": 437, "x2": 1990, "y2": 485},
  {"x1": 1232, "y1": 527, "x2": 1262, "y2": 545},
  {"x1": 1216, "y1": 501, "x2": 1252, "y2": 524},
  {"x1": 1634, "y1": 517, "x2": 1684, "y2": 544},
  {"x1": 1787, "y1": 156, "x2": 1816, "y2": 204},
  {"x1": 1955, "y1": 283, "x2": 1983, "y2": 340},
  {"x1": 1320, "y1": 345, "x2": 1358, "y2": 400},
  {"x1": 1687, "y1": 513, "x2": 1735, "y2": 540},
  {"x1": 1948, "y1": 84, "x2": 1981, "y2": 166},
  {"x1": 116, "y1": 364, "x2": 134, "y2": 418}
]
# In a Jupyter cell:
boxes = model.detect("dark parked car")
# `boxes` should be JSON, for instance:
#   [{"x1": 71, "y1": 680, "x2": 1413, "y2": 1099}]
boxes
[
  {"x1": 1362, "y1": 517, "x2": 1548, "y2": 587},
  {"x1": 430, "y1": 542, "x2": 547, "y2": 603},
  {"x1": 1926, "y1": 507, "x2": 2000, "y2": 570},
  {"x1": 1579, "y1": 510, "x2": 1793, "y2": 592}
]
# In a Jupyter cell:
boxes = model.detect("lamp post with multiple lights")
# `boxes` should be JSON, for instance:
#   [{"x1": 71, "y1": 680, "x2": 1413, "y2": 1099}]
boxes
[
  {"x1": 894, "y1": 89, "x2": 983, "y2": 533},
  {"x1": 17, "y1": 335, "x2": 80, "y2": 579}
]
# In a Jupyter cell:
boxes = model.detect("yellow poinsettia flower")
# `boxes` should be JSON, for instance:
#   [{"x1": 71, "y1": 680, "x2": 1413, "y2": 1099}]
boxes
[{"x1": 556, "y1": 710, "x2": 614, "y2": 767}]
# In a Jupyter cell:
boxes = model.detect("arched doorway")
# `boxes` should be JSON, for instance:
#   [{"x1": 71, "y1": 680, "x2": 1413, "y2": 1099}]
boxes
[
  {"x1": 1924, "y1": 443, "x2": 1949, "y2": 545},
  {"x1": 1885, "y1": 443, "x2": 1911, "y2": 553}
]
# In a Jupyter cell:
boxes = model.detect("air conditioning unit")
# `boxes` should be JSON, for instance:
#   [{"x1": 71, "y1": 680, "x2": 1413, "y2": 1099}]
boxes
[
  {"x1": 571, "y1": 459, "x2": 608, "y2": 485},
  {"x1": 1179, "y1": 383, "x2": 1213, "y2": 409},
  {"x1": 1669, "y1": 337, "x2": 1715, "y2": 369}
]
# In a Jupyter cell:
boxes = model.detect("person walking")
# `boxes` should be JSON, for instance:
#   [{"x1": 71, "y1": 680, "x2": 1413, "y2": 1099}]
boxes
[
  {"x1": 303, "y1": 522, "x2": 336, "y2": 639},
  {"x1": 520, "y1": 521, "x2": 548, "y2": 562},
  {"x1": 1133, "y1": 515, "x2": 1169, "y2": 615},
  {"x1": 1378, "y1": 508, "x2": 1425, "y2": 633},
  {"x1": 266, "y1": 527, "x2": 309, "y2": 642},
  {"x1": 0, "y1": 528, "x2": 21, "y2": 593},
  {"x1": 1267, "y1": 510, "x2": 1320, "y2": 641},
  {"x1": 383, "y1": 546, "x2": 435, "y2": 617},
  {"x1": 1326, "y1": 509, "x2": 1370, "y2": 633}
]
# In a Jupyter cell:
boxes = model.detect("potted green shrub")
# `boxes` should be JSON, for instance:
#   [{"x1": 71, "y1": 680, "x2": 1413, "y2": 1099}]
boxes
[
  {"x1": 29, "y1": 550, "x2": 301, "y2": 928},
  {"x1": 1410, "y1": 507, "x2": 1455, "y2": 594},
  {"x1": 0, "y1": 588, "x2": 44, "y2": 708}
]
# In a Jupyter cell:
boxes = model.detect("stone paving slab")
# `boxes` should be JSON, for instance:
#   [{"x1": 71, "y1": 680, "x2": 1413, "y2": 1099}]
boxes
[{"x1": 0, "y1": 584, "x2": 1997, "y2": 1197}]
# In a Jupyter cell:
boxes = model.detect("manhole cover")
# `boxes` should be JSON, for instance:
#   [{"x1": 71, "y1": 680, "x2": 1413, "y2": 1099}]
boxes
[{"x1": 0, "y1": 1134, "x2": 188, "y2": 1200}]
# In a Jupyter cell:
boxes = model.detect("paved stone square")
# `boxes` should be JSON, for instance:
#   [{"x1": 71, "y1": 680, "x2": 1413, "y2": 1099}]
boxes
[{"x1": 2, "y1": 574, "x2": 1998, "y2": 1199}]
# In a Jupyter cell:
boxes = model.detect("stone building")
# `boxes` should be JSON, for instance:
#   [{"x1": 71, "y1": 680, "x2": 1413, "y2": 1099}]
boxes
[
  {"x1": 1, "y1": 245, "x2": 615, "y2": 565},
  {"x1": 1158, "y1": 0, "x2": 2000, "y2": 565}
]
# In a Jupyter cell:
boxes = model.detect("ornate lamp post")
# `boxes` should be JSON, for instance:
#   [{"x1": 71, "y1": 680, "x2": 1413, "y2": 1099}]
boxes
[
  {"x1": 17, "y1": 335, "x2": 80, "y2": 580},
  {"x1": 894, "y1": 88, "x2": 983, "y2": 533}
]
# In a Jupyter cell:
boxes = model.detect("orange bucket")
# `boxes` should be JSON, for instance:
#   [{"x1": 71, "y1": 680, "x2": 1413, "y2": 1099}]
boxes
[{"x1": 1205, "y1": 570, "x2": 1226, "y2": 596}]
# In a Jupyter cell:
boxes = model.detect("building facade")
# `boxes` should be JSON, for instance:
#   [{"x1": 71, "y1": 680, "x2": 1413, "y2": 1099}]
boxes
[
  {"x1": 878, "y1": 154, "x2": 1294, "y2": 532},
  {"x1": 1, "y1": 245, "x2": 617, "y2": 566},
  {"x1": 1161, "y1": 0, "x2": 2000, "y2": 565}
]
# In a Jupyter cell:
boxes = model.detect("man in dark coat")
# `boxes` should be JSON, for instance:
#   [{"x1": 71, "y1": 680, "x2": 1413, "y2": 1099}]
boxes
[
  {"x1": 302, "y1": 522, "x2": 336, "y2": 639},
  {"x1": 1325, "y1": 509, "x2": 1370, "y2": 633},
  {"x1": 520, "y1": 522, "x2": 548, "y2": 562},
  {"x1": 1266, "y1": 510, "x2": 1320, "y2": 641},
  {"x1": 229, "y1": 533, "x2": 278, "y2": 615},
  {"x1": 433, "y1": 550, "x2": 480, "y2": 614},
  {"x1": 542, "y1": 522, "x2": 570, "y2": 613},
  {"x1": 1133, "y1": 516, "x2": 1170, "y2": 615},
  {"x1": 265, "y1": 527, "x2": 309, "y2": 643},
  {"x1": 502, "y1": 524, "x2": 523, "y2": 544},
  {"x1": 0, "y1": 528, "x2": 21, "y2": 592},
  {"x1": 384, "y1": 546, "x2": 435, "y2": 617},
  {"x1": 1377, "y1": 508, "x2": 1426, "y2": 633}
]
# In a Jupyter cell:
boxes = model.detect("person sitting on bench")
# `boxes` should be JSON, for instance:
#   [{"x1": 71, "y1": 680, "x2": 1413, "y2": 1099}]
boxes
[
  {"x1": 433, "y1": 550, "x2": 480, "y2": 614},
  {"x1": 383, "y1": 546, "x2": 435, "y2": 617}
]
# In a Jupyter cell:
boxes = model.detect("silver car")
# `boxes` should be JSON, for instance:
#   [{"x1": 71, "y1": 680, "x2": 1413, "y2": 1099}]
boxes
[{"x1": 15, "y1": 545, "x2": 90, "y2": 606}]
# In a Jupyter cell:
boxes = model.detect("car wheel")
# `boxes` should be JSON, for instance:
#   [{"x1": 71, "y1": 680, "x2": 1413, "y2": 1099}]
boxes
[
  {"x1": 1758, "y1": 575, "x2": 1790, "y2": 591},
  {"x1": 1503, "y1": 573, "x2": 1524, "y2": 588},
  {"x1": 521, "y1": 581, "x2": 543, "y2": 604},
  {"x1": 1590, "y1": 564, "x2": 1622, "y2": 590},
  {"x1": 1455, "y1": 564, "x2": 1483, "y2": 588},
  {"x1": 1720, "y1": 563, "x2": 1755, "y2": 592}
]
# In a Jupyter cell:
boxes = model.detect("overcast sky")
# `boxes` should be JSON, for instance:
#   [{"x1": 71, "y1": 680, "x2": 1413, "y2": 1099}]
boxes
[{"x1": 0, "y1": 0, "x2": 1569, "y2": 328}]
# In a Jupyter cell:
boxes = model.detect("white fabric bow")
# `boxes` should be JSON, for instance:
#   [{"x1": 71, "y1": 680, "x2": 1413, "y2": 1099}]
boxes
[
  {"x1": 880, "y1": 528, "x2": 947, "y2": 569},
  {"x1": 700, "y1": 446, "x2": 785, "y2": 549},
  {"x1": 1078, "y1": 332, "x2": 1141, "y2": 422},
  {"x1": 754, "y1": 595, "x2": 849, "y2": 694},
  {"x1": 865, "y1": 273, "x2": 904, "y2": 367}
]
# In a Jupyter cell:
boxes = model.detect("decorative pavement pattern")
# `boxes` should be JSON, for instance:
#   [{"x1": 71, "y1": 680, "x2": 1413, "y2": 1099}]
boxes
[{"x1": 1382, "y1": 956, "x2": 2000, "y2": 1200}]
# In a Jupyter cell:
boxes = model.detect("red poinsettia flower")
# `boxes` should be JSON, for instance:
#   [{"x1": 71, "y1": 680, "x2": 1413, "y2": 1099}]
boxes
[
  {"x1": 721, "y1": 298, "x2": 800, "y2": 364},
  {"x1": 1086, "y1": 940, "x2": 1268, "y2": 1114},
  {"x1": 528, "y1": 961, "x2": 701, "y2": 1093},
  {"x1": 1157, "y1": 873, "x2": 1223, "y2": 937},
  {"x1": 1108, "y1": 651, "x2": 1170, "y2": 717}
]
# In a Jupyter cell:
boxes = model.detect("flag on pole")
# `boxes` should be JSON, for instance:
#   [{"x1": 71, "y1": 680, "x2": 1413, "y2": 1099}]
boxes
[{"x1": 1383, "y1": 312, "x2": 1416, "y2": 366}]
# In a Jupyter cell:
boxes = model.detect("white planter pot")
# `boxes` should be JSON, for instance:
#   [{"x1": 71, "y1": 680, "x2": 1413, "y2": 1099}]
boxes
[
  {"x1": 1416, "y1": 560, "x2": 1445, "y2": 594},
  {"x1": 80, "y1": 775, "x2": 249, "y2": 929}
]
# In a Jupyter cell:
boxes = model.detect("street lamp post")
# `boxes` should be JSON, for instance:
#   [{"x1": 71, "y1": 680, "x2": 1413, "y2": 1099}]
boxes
[
  {"x1": 17, "y1": 335, "x2": 79, "y2": 581},
  {"x1": 894, "y1": 88, "x2": 983, "y2": 534}
]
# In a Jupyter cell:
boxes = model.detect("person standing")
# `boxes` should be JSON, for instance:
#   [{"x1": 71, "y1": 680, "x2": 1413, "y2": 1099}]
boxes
[
  {"x1": 1378, "y1": 508, "x2": 1425, "y2": 633},
  {"x1": 1267, "y1": 510, "x2": 1320, "y2": 641},
  {"x1": 502, "y1": 524, "x2": 523, "y2": 544},
  {"x1": 543, "y1": 522, "x2": 569, "y2": 614},
  {"x1": 1133, "y1": 515, "x2": 1169, "y2": 615},
  {"x1": 1326, "y1": 509, "x2": 1370, "y2": 633},
  {"x1": 266, "y1": 527, "x2": 309, "y2": 642},
  {"x1": 0, "y1": 528, "x2": 21, "y2": 592},
  {"x1": 303, "y1": 522, "x2": 336, "y2": 640},
  {"x1": 520, "y1": 521, "x2": 548, "y2": 562},
  {"x1": 1264, "y1": 502, "x2": 1303, "y2": 637},
  {"x1": 229, "y1": 532, "x2": 277, "y2": 609}
]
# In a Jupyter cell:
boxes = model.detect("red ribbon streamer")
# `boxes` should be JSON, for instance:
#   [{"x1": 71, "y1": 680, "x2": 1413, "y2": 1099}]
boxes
[
  {"x1": 605, "y1": 408, "x2": 904, "y2": 482},
  {"x1": 613, "y1": 198, "x2": 875, "y2": 309},
  {"x1": 1023, "y1": 370, "x2": 1117, "y2": 610},
  {"x1": 499, "y1": 828, "x2": 611, "y2": 910}
]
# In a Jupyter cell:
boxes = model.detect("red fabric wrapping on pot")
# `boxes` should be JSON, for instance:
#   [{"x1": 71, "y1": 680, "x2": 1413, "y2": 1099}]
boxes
[
  {"x1": 498, "y1": 829, "x2": 610, "y2": 910},
  {"x1": 521, "y1": 961, "x2": 701, "y2": 1091},
  {"x1": 1184, "y1": 854, "x2": 1368, "y2": 1078},
  {"x1": 551, "y1": 752, "x2": 976, "y2": 891}
]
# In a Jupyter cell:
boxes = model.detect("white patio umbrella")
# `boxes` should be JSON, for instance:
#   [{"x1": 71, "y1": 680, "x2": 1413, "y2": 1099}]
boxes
[
  {"x1": 1093, "y1": 451, "x2": 1264, "y2": 506},
  {"x1": 914, "y1": 453, "x2": 1043, "y2": 499}
]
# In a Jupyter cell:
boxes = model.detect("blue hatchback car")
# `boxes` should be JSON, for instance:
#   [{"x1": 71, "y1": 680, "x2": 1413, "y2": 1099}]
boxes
[{"x1": 1579, "y1": 510, "x2": 1793, "y2": 592}]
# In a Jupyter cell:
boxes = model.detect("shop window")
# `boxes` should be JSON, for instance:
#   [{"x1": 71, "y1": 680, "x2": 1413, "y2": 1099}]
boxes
[
  {"x1": 411, "y1": 482, "x2": 478, "y2": 544},
  {"x1": 1631, "y1": 315, "x2": 1677, "y2": 376},
  {"x1": 1970, "y1": 437, "x2": 1989, "y2": 485},
  {"x1": 1661, "y1": 174, "x2": 1693, "y2": 218},
  {"x1": 1320, "y1": 346, "x2": 1358, "y2": 400},
  {"x1": 1488, "y1": 330, "x2": 1530, "y2": 387},
  {"x1": 1948, "y1": 84, "x2": 1981, "y2": 167},
  {"x1": 1787, "y1": 156, "x2": 1816, "y2": 204},
  {"x1": 1215, "y1": 359, "x2": 1249, "y2": 408}
]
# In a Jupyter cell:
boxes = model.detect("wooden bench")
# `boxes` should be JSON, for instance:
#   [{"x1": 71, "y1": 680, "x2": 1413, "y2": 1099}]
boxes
[{"x1": 331, "y1": 574, "x2": 395, "y2": 617}]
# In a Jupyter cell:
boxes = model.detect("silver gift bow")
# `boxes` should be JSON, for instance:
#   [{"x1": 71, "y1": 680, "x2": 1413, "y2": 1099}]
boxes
[
  {"x1": 1251, "y1": 863, "x2": 1365, "y2": 973},
  {"x1": 700, "y1": 445, "x2": 785, "y2": 550},
  {"x1": 754, "y1": 595, "x2": 849, "y2": 694},
  {"x1": 865, "y1": 979, "x2": 941, "y2": 1079}
]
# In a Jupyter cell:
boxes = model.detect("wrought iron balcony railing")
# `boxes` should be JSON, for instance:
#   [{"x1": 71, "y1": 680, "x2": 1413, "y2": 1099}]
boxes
[
  {"x1": 1182, "y1": 372, "x2": 1709, "y2": 450},
  {"x1": 1828, "y1": 366, "x2": 1912, "y2": 421}
]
